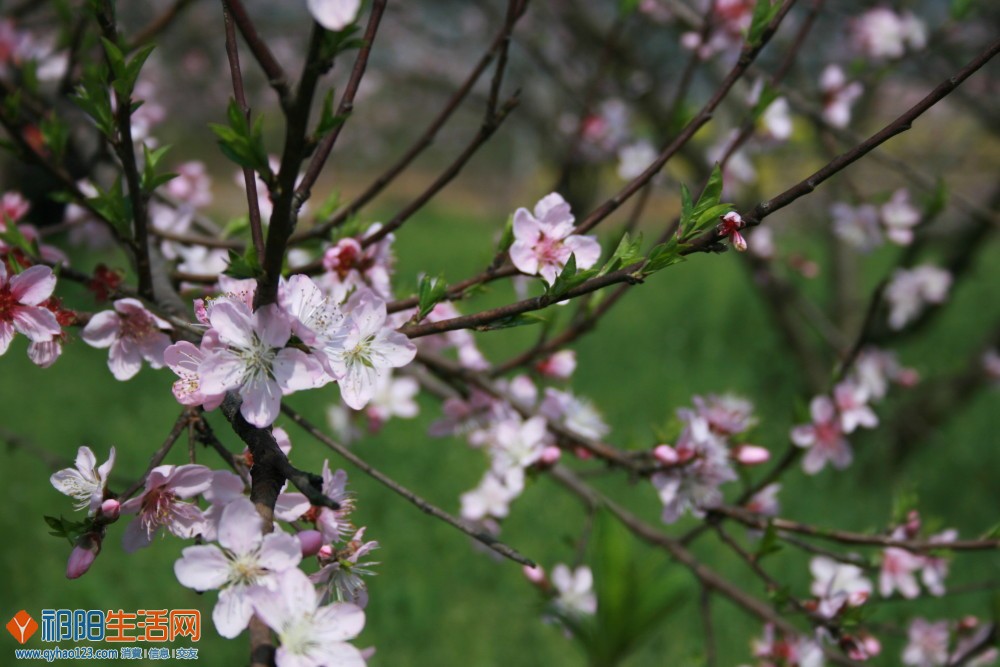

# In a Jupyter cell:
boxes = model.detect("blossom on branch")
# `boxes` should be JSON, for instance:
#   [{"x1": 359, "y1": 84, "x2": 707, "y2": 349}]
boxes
[
  {"x1": 120, "y1": 464, "x2": 212, "y2": 552},
  {"x1": 509, "y1": 193, "x2": 601, "y2": 285},
  {"x1": 81, "y1": 298, "x2": 172, "y2": 381},
  {"x1": 50, "y1": 445, "x2": 116, "y2": 515},
  {"x1": 791, "y1": 396, "x2": 853, "y2": 474},
  {"x1": 249, "y1": 567, "x2": 367, "y2": 667}
]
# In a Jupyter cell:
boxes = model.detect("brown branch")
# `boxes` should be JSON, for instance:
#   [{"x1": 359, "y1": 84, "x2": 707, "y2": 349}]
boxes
[
  {"x1": 692, "y1": 36, "x2": 1000, "y2": 252},
  {"x1": 223, "y1": 0, "x2": 292, "y2": 107},
  {"x1": 119, "y1": 409, "x2": 194, "y2": 501},
  {"x1": 96, "y1": 1, "x2": 155, "y2": 300},
  {"x1": 294, "y1": 0, "x2": 388, "y2": 207},
  {"x1": 221, "y1": 0, "x2": 266, "y2": 259},
  {"x1": 714, "y1": 506, "x2": 1000, "y2": 552},
  {"x1": 279, "y1": 404, "x2": 536, "y2": 567},
  {"x1": 548, "y1": 466, "x2": 863, "y2": 667}
]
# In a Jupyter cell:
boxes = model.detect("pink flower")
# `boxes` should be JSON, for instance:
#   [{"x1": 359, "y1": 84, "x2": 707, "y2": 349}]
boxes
[
  {"x1": 820, "y1": 65, "x2": 863, "y2": 129},
  {"x1": 885, "y1": 265, "x2": 952, "y2": 330},
  {"x1": 50, "y1": 445, "x2": 116, "y2": 515},
  {"x1": 509, "y1": 193, "x2": 601, "y2": 285},
  {"x1": 461, "y1": 468, "x2": 525, "y2": 521},
  {"x1": 652, "y1": 416, "x2": 735, "y2": 523},
  {"x1": 535, "y1": 350, "x2": 576, "y2": 379},
  {"x1": 314, "y1": 461, "x2": 355, "y2": 543},
  {"x1": 880, "y1": 188, "x2": 921, "y2": 245},
  {"x1": 852, "y1": 8, "x2": 926, "y2": 60},
  {"x1": 879, "y1": 546, "x2": 922, "y2": 599},
  {"x1": 81, "y1": 298, "x2": 171, "y2": 381},
  {"x1": 307, "y1": 0, "x2": 361, "y2": 32},
  {"x1": 248, "y1": 567, "x2": 367, "y2": 667},
  {"x1": 310, "y1": 527, "x2": 379, "y2": 607},
  {"x1": 0, "y1": 263, "x2": 61, "y2": 355},
  {"x1": 902, "y1": 618, "x2": 949, "y2": 667},
  {"x1": 66, "y1": 532, "x2": 102, "y2": 580},
  {"x1": 318, "y1": 224, "x2": 394, "y2": 302},
  {"x1": 693, "y1": 393, "x2": 756, "y2": 435},
  {"x1": 744, "y1": 483, "x2": 781, "y2": 516},
  {"x1": 732, "y1": 444, "x2": 770, "y2": 465},
  {"x1": 791, "y1": 396, "x2": 853, "y2": 474},
  {"x1": 810, "y1": 556, "x2": 871, "y2": 618},
  {"x1": 120, "y1": 464, "x2": 212, "y2": 552},
  {"x1": 488, "y1": 415, "x2": 549, "y2": 473},
  {"x1": 163, "y1": 330, "x2": 226, "y2": 410},
  {"x1": 833, "y1": 381, "x2": 878, "y2": 434},
  {"x1": 165, "y1": 161, "x2": 212, "y2": 209},
  {"x1": 318, "y1": 288, "x2": 416, "y2": 411},
  {"x1": 921, "y1": 529, "x2": 957, "y2": 596},
  {"x1": 0, "y1": 191, "x2": 30, "y2": 224},
  {"x1": 198, "y1": 300, "x2": 327, "y2": 427},
  {"x1": 539, "y1": 388, "x2": 608, "y2": 441},
  {"x1": 365, "y1": 374, "x2": 419, "y2": 430},
  {"x1": 718, "y1": 211, "x2": 748, "y2": 252},
  {"x1": 831, "y1": 201, "x2": 882, "y2": 251},
  {"x1": 174, "y1": 498, "x2": 302, "y2": 638}
]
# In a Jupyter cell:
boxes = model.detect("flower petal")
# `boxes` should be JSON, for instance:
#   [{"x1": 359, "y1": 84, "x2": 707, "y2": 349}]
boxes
[
  {"x1": 9, "y1": 264, "x2": 56, "y2": 305},
  {"x1": 174, "y1": 545, "x2": 230, "y2": 591}
]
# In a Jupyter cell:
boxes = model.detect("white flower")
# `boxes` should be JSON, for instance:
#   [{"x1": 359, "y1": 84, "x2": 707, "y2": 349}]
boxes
[
  {"x1": 539, "y1": 388, "x2": 609, "y2": 441},
  {"x1": 880, "y1": 189, "x2": 921, "y2": 246},
  {"x1": 50, "y1": 446, "x2": 116, "y2": 515},
  {"x1": 460, "y1": 468, "x2": 525, "y2": 521},
  {"x1": 321, "y1": 288, "x2": 416, "y2": 410},
  {"x1": 488, "y1": 416, "x2": 548, "y2": 474},
  {"x1": 885, "y1": 265, "x2": 952, "y2": 330},
  {"x1": 552, "y1": 564, "x2": 597, "y2": 616},
  {"x1": 810, "y1": 556, "x2": 871, "y2": 617},
  {"x1": 249, "y1": 568, "x2": 366, "y2": 667},
  {"x1": 616, "y1": 140, "x2": 657, "y2": 180},
  {"x1": 307, "y1": 0, "x2": 361, "y2": 32},
  {"x1": 174, "y1": 498, "x2": 303, "y2": 638}
]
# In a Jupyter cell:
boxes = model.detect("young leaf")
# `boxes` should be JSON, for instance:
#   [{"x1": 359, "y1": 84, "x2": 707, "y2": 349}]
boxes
[
  {"x1": 748, "y1": 0, "x2": 782, "y2": 46},
  {"x1": 474, "y1": 313, "x2": 545, "y2": 331},
  {"x1": 225, "y1": 246, "x2": 263, "y2": 280},
  {"x1": 417, "y1": 274, "x2": 449, "y2": 321}
]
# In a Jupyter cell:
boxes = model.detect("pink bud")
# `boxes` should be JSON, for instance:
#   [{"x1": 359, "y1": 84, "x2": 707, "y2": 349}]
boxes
[
  {"x1": 297, "y1": 530, "x2": 324, "y2": 558},
  {"x1": 573, "y1": 447, "x2": 593, "y2": 460},
  {"x1": 904, "y1": 510, "x2": 921, "y2": 538},
  {"x1": 539, "y1": 445, "x2": 562, "y2": 466},
  {"x1": 66, "y1": 533, "x2": 101, "y2": 580},
  {"x1": 733, "y1": 444, "x2": 770, "y2": 465},
  {"x1": 653, "y1": 444, "x2": 679, "y2": 465},
  {"x1": 522, "y1": 564, "x2": 546, "y2": 585},
  {"x1": 731, "y1": 230, "x2": 748, "y2": 252},
  {"x1": 958, "y1": 616, "x2": 980, "y2": 632},
  {"x1": 317, "y1": 544, "x2": 334, "y2": 560},
  {"x1": 536, "y1": 351, "x2": 577, "y2": 379},
  {"x1": 896, "y1": 368, "x2": 920, "y2": 387},
  {"x1": 100, "y1": 498, "x2": 120, "y2": 521}
]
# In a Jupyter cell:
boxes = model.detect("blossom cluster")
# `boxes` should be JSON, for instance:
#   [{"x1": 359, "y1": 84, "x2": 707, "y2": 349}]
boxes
[{"x1": 50, "y1": 441, "x2": 375, "y2": 667}]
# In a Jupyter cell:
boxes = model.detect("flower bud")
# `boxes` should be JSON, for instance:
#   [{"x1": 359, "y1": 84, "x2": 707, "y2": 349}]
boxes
[
  {"x1": 522, "y1": 564, "x2": 546, "y2": 586},
  {"x1": 535, "y1": 351, "x2": 577, "y2": 379},
  {"x1": 297, "y1": 530, "x2": 325, "y2": 558},
  {"x1": 539, "y1": 446, "x2": 562, "y2": 466},
  {"x1": 66, "y1": 532, "x2": 102, "y2": 580},
  {"x1": 733, "y1": 444, "x2": 770, "y2": 465},
  {"x1": 100, "y1": 498, "x2": 120, "y2": 521},
  {"x1": 731, "y1": 230, "x2": 748, "y2": 252},
  {"x1": 318, "y1": 544, "x2": 334, "y2": 560},
  {"x1": 652, "y1": 444, "x2": 679, "y2": 465}
]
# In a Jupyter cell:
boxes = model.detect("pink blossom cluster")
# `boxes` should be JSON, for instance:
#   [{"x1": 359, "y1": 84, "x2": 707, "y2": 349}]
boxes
[
  {"x1": 879, "y1": 511, "x2": 957, "y2": 600},
  {"x1": 902, "y1": 616, "x2": 997, "y2": 667},
  {"x1": 831, "y1": 188, "x2": 922, "y2": 251},
  {"x1": 164, "y1": 274, "x2": 416, "y2": 427},
  {"x1": 50, "y1": 440, "x2": 374, "y2": 667},
  {"x1": 509, "y1": 193, "x2": 601, "y2": 286},
  {"x1": 651, "y1": 394, "x2": 766, "y2": 524},
  {"x1": 885, "y1": 265, "x2": 952, "y2": 331},
  {"x1": 851, "y1": 7, "x2": 927, "y2": 60}
]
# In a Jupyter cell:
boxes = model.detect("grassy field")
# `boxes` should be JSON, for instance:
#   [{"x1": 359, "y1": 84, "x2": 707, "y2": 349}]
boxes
[{"x1": 1, "y1": 198, "x2": 999, "y2": 667}]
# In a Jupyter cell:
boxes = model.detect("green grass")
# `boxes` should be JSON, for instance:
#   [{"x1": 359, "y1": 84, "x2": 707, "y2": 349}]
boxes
[{"x1": 1, "y1": 201, "x2": 999, "y2": 666}]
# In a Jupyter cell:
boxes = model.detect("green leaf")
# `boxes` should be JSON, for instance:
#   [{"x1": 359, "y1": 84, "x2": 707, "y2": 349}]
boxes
[
  {"x1": 750, "y1": 83, "x2": 780, "y2": 121},
  {"x1": 920, "y1": 179, "x2": 948, "y2": 218},
  {"x1": 695, "y1": 164, "x2": 724, "y2": 216},
  {"x1": 474, "y1": 313, "x2": 545, "y2": 331},
  {"x1": 87, "y1": 177, "x2": 132, "y2": 238},
  {"x1": 546, "y1": 255, "x2": 599, "y2": 301},
  {"x1": 220, "y1": 216, "x2": 250, "y2": 240},
  {"x1": 755, "y1": 522, "x2": 783, "y2": 560},
  {"x1": 644, "y1": 241, "x2": 685, "y2": 274},
  {"x1": 618, "y1": 0, "x2": 641, "y2": 15},
  {"x1": 210, "y1": 99, "x2": 271, "y2": 177},
  {"x1": 141, "y1": 143, "x2": 176, "y2": 195},
  {"x1": 747, "y1": 0, "x2": 782, "y2": 46},
  {"x1": 225, "y1": 245, "x2": 263, "y2": 280},
  {"x1": 417, "y1": 274, "x2": 449, "y2": 321},
  {"x1": 43, "y1": 515, "x2": 90, "y2": 545},
  {"x1": 601, "y1": 232, "x2": 644, "y2": 275},
  {"x1": 950, "y1": 0, "x2": 977, "y2": 20},
  {"x1": 40, "y1": 113, "x2": 69, "y2": 160},
  {"x1": 0, "y1": 218, "x2": 40, "y2": 262},
  {"x1": 72, "y1": 73, "x2": 115, "y2": 138},
  {"x1": 497, "y1": 214, "x2": 514, "y2": 254},
  {"x1": 315, "y1": 89, "x2": 346, "y2": 138}
]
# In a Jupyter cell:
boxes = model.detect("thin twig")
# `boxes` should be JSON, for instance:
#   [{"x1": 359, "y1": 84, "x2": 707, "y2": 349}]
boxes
[{"x1": 280, "y1": 405, "x2": 536, "y2": 567}]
